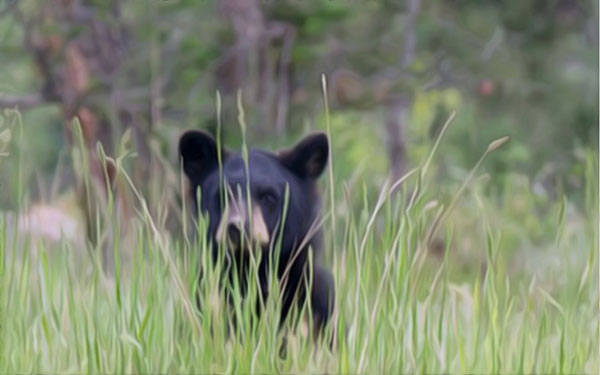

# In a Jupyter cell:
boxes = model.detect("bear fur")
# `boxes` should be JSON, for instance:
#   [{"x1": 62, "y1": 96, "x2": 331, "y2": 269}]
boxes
[{"x1": 179, "y1": 130, "x2": 335, "y2": 336}]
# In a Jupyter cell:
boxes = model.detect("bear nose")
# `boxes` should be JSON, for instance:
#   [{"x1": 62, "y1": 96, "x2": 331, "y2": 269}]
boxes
[{"x1": 227, "y1": 222, "x2": 241, "y2": 246}]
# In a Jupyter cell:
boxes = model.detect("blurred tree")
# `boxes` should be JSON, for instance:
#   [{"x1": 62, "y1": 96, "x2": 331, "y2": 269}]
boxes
[
  {"x1": 216, "y1": 0, "x2": 297, "y2": 138},
  {"x1": 0, "y1": 0, "x2": 597, "y2": 208},
  {"x1": 5, "y1": 0, "x2": 132, "y2": 257}
]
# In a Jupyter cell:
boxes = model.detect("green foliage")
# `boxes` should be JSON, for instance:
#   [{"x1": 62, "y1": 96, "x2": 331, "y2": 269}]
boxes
[
  {"x1": 319, "y1": 111, "x2": 389, "y2": 185},
  {"x1": 0, "y1": 0, "x2": 596, "y2": 201},
  {"x1": 1, "y1": 122, "x2": 597, "y2": 373}
]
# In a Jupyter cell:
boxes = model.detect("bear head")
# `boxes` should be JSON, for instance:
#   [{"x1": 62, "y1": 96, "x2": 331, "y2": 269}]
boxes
[{"x1": 179, "y1": 130, "x2": 329, "y2": 263}]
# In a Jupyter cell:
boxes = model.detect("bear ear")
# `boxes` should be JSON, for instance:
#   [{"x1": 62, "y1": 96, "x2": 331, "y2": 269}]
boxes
[
  {"x1": 179, "y1": 130, "x2": 227, "y2": 183},
  {"x1": 278, "y1": 132, "x2": 329, "y2": 179}
]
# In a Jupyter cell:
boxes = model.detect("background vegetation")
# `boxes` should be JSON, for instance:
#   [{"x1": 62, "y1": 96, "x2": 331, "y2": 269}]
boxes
[{"x1": 0, "y1": 0, "x2": 598, "y2": 373}]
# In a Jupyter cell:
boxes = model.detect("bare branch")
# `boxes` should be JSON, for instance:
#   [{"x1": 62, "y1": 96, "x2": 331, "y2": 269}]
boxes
[
  {"x1": 274, "y1": 23, "x2": 296, "y2": 136},
  {"x1": 400, "y1": 0, "x2": 421, "y2": 69},
  {"x1": 387, "y1": 0, "x2": 421, "y2": 181}
]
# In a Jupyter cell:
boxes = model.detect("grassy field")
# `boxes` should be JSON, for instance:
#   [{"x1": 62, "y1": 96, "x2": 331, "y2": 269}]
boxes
[{"x1": 0, "y1": 109, "x2": 598, "y2": 374}]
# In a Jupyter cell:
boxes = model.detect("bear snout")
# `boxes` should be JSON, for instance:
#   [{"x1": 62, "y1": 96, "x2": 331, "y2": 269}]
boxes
[{"x1": 216, "y1": 198, "x2": 271, "y2": 252}]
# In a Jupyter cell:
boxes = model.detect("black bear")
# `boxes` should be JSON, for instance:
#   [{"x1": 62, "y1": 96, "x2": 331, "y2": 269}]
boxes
[{"x1": 179, "y1": 130, "x2": 335, "y2": 338}]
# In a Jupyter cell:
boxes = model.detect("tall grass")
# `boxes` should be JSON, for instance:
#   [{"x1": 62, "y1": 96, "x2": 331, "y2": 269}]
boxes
[{"x1": 0, "y1": 106, "x2": 598, "y2": 373}]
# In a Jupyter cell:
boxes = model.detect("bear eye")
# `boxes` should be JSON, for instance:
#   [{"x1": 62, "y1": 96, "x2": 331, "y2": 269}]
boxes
[{"x1": 258, "y1": 191, "x2": 278, "y2": 208}]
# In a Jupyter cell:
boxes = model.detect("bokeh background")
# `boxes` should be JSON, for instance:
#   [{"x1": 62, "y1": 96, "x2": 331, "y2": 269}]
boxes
[
  {"x1": 0, "y1": 0, "x2": 598, "y2": 280},
  {"x1": 0, "y1": 1, "x2": 599, "y2": 373}
]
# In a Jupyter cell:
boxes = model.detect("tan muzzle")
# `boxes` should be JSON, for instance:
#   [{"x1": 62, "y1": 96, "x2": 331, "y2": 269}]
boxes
[{"x1": 216, "y1": 196, "x2": 270, "y2": 251}]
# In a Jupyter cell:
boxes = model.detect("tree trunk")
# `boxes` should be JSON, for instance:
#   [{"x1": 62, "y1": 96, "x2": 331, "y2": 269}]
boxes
[
  {"x1": 386, "y1": 0, "x2": 421, "y2": 182},
  {"x1": 217, "y1": 0, "x2": 295, "y2": 138},
  {"x1": 16, "y1": 0, "x2": 133, "y2": 271},
  {"x1": 385, "y1": 94, "x2": 409, "y2": 182}
]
